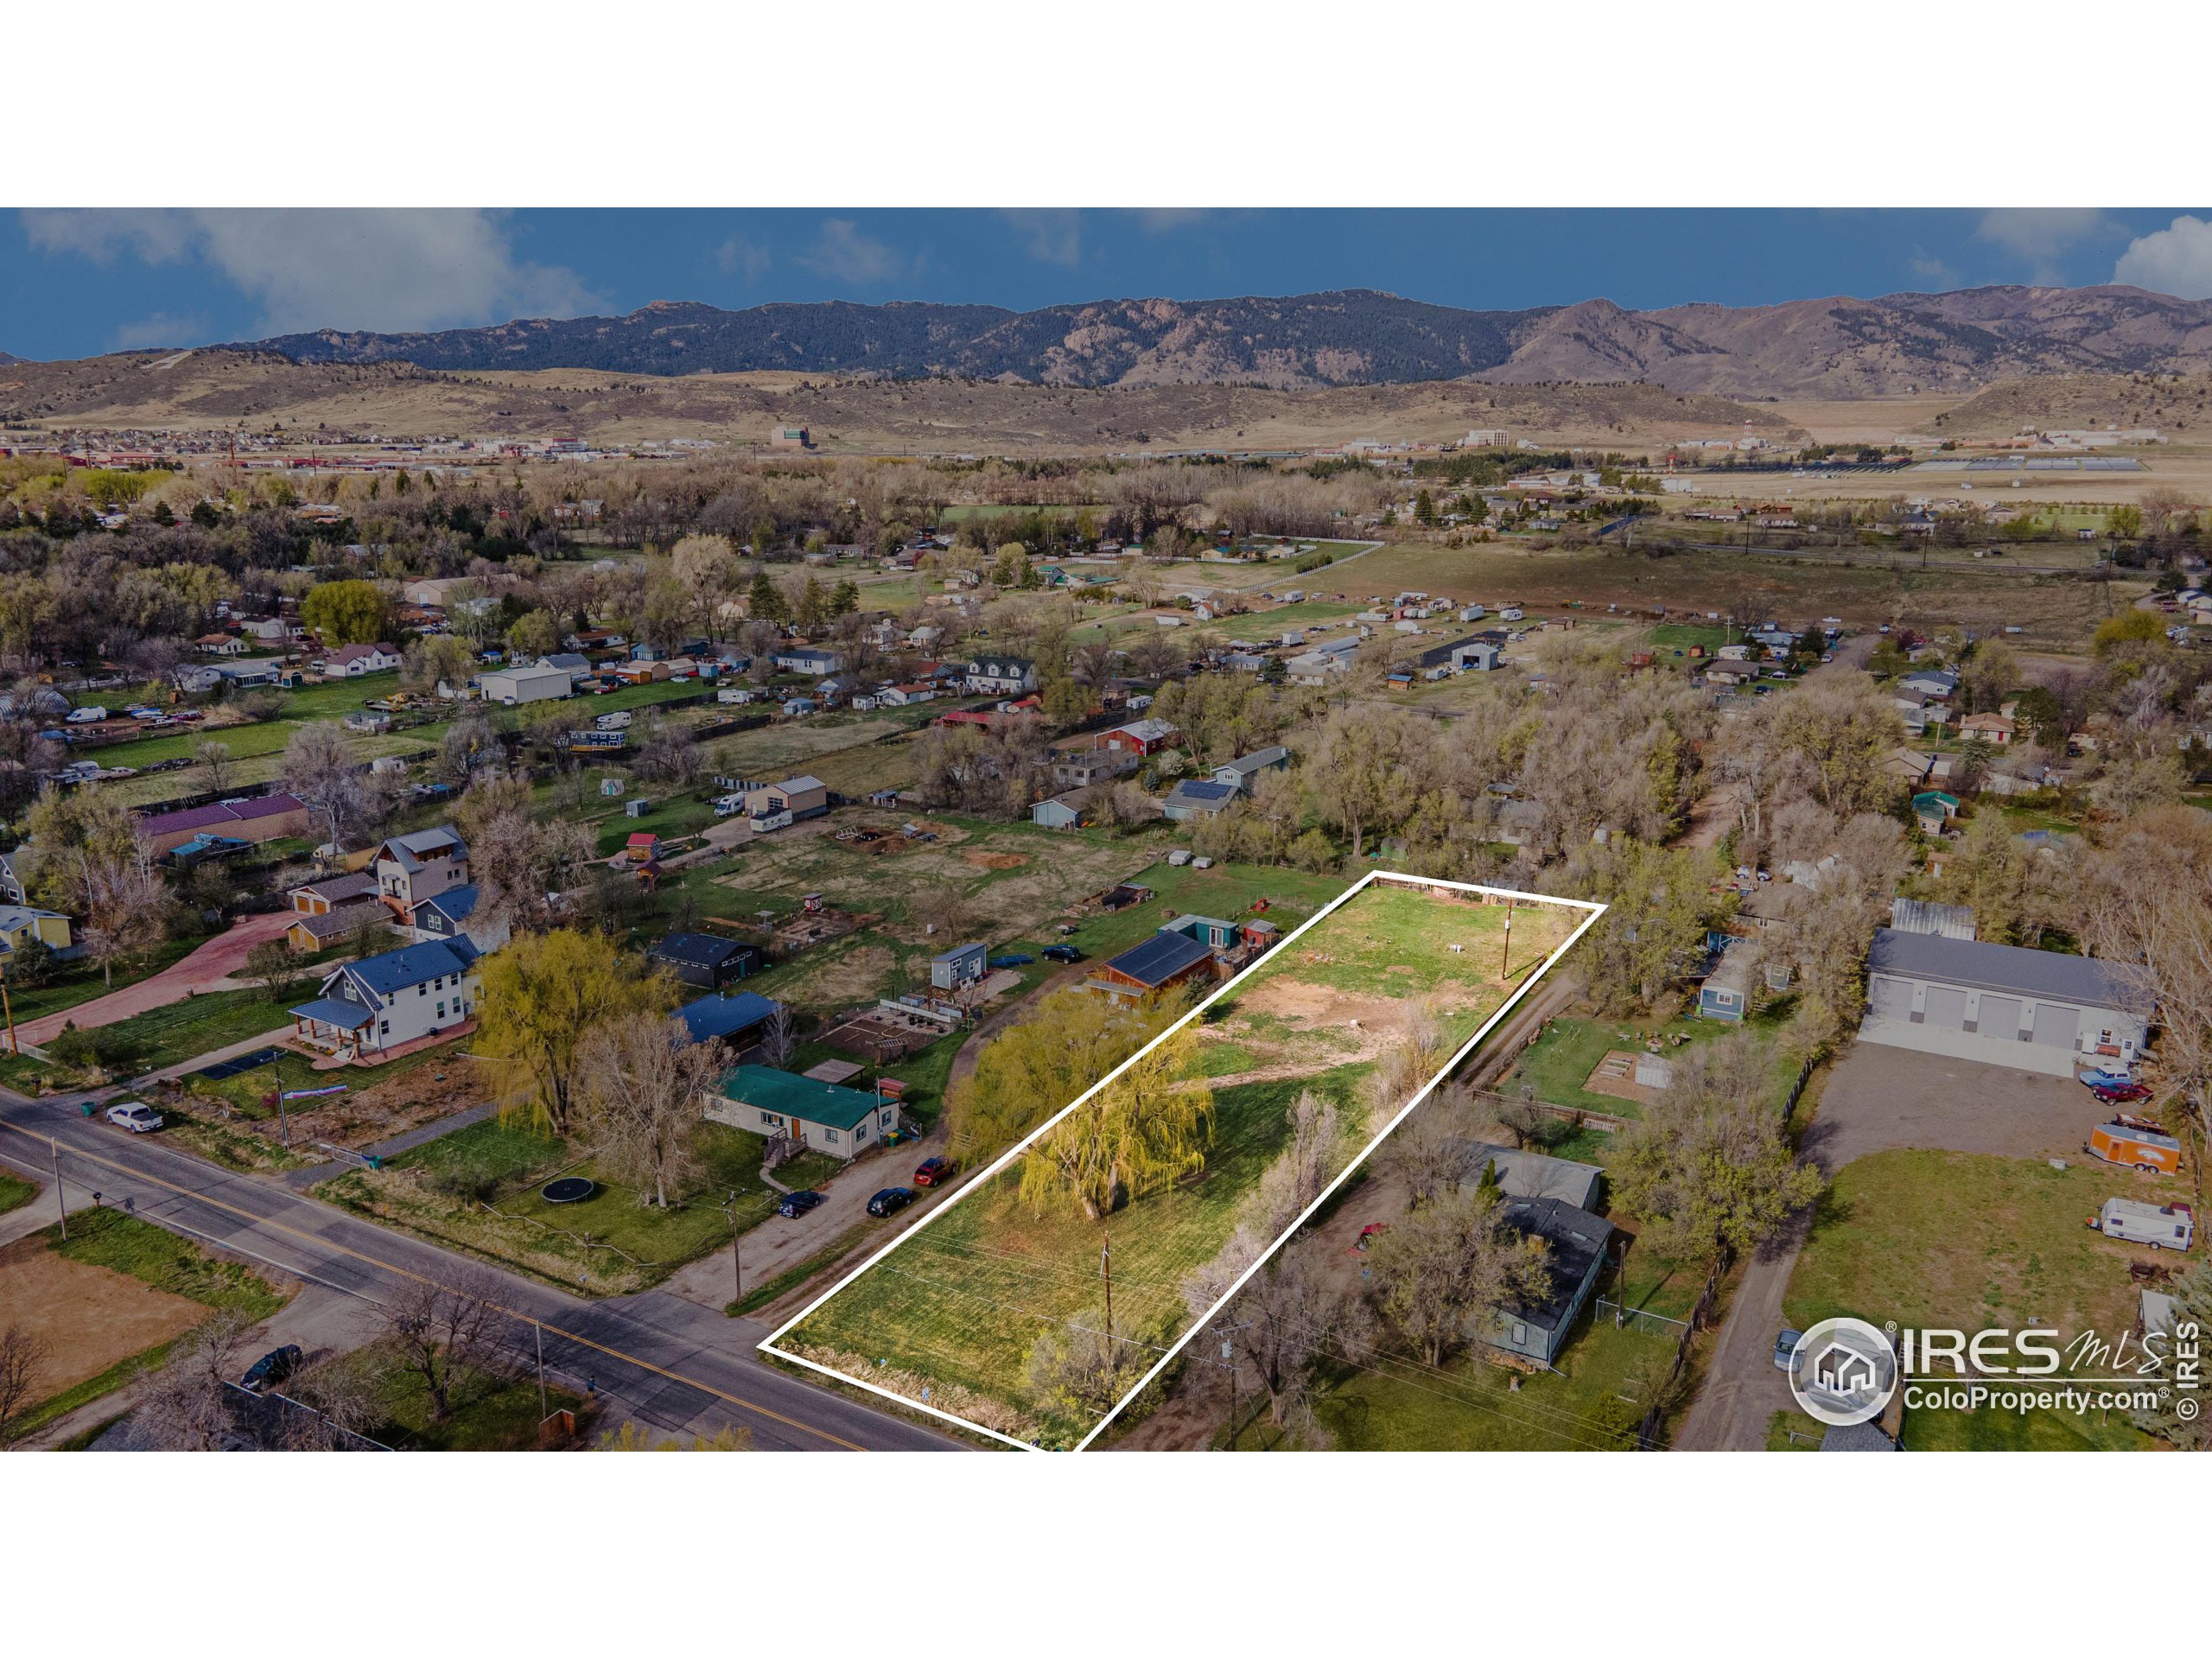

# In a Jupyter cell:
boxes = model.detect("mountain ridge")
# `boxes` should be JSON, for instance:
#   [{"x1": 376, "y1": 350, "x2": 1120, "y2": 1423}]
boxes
[{"x1": 29, "y1": 283, "x2": 2212, "y2": 399}]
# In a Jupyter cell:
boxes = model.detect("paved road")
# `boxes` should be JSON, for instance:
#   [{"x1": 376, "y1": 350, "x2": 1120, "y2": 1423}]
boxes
[
  {"x1": 16, "y1": 911, "x2": 296, "y2": 1048},
  {"x1": 0, "y1": 1084, "x2": 963, "y2": 1452}
]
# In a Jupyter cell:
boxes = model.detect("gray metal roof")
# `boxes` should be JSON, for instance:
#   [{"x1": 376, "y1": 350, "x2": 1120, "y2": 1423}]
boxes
[
  {"x1": 1866, "y1": 927, "x2": 2136, "y2": 1009},
  {"x1": 1457, "y1": 1141, "x2": 1604, "y2": 1210},
  {"x1": 1888, "y1": 897, "x2": 1976, "y2": 940}
]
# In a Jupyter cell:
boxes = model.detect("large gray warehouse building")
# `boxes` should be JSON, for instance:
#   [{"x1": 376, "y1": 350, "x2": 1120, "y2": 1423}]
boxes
[{"x1": 1857, "y1": 928, "x2": 2146, "y2": 1078}]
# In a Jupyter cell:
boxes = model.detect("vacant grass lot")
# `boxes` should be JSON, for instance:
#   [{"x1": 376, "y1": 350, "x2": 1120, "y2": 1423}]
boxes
[
  {"x1": 1785, "y1": 1148, "x2": 2159, "y2": 1452},
  {"x1": 70, "y1": 985, "x2": 296, "y2": 1073},
  {"x1": 1507, "y1": 1001, "x2": 1804, "y2": 1122},
  {"x1": 780, "y1": 883, "x2": 1584, "y2": 1446},
  {"x1": 318, "y1": 1115, "x2": 787, "y2": 1294}
]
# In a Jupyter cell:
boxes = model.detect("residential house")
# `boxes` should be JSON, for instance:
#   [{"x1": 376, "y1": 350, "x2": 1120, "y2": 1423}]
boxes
[
  {"x1": 371, "y1": 827, "x2": 471, "y2": 915},
  {"x1": 1912, "y1": 791, "x2": 1961, "y2": 833},
  {"x1": 318, "y1": 642, "x2": 402, "y2": 677},
  {"x1": 650, "y1": 931, "x2": 766, "y2": 990},
  {"x1": 289, "y1": 938, "x2": 481, "y2": 1059},
  {"x1": 772, "y1": 646, "x2": 846, "y2": 677},
  {"x1": 1859, "y1": 928, "x2": 2147, "y2": 1077},
  {"x1": 1897, "y1": 666, "x2": 1960, "y2": 702},
  {"x1": 930, "y1": 942, "x2": 988, "y2": 991},
  {"x1": 137, "y1": 792, "x2": 311, "y2": 857},
  {"x1": 407, "y1": 883, "x2": 509, "y2": 954},
  {"x1": 1286, "y1": 636, "x2": 1361, "y2": 684},
  {"x1": 966, "y1": 655, "x2": 1039, "y2": 696},
  {"x1": 0, "y1": 904, "x2": 76, "y2": 964},
  {"x1": 674, "y1": 989, "x2": 782, "y2": 1056},
  {"x1": 1087, "y1": 927, "x2": 1219, "y2": 1003},
  {"x1": 1031, "y1": 791, "x2": 1084, "y2": 830},
  {"x1": 195, "y1": 632, "x2": 247, "y2": 657},
  {"x1": 706, "y1": 1065, "x2": 896, "y2": 1160},
  {"x1": 0, "y1": 849, "x2": 27, "y2": 906},
  {"x1": 878, "y1": 682, "x2": 938, "y2": 707},
  {"x1": 1052, "y1": 748, "x2": 1139, "y2": 791},
  {"x1": 479, "y1": 662, "x2": 572, "y2": 705},
  {"x1": 1959, "y1": 711, "x2": 2017, "y2": 745},
  {"x1": 1452, "y1": 1141, "x2": 1605, "y2": 1211},
  {"x1": 1486, "y1": 1197, "x2": 1617, "y2": 1366},
  {"x1": 1699, "y1": 945, "x2": 1756, "y2": 1021},
  {"x1": 537, "y1": 652, "x2": 595, "y2": 683},
  {"x1": 285, "y1": 899, "x2": 391, "y2": 954},
  {"x1": 1096, "y1": 717, "x2": 1178, "y2": 756},
  {"x1": 741, "y1": 775, "x2": 830, "y2": 834},
  {"x1": 1211, "y1": 747, "x2": 1290, "y2": 794},
  {"x1": 1163, "y1": 779, "x2": 1239, "y2": 822}
]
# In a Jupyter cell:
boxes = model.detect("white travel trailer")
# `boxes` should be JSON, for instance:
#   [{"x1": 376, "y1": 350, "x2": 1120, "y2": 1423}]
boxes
[{"x1": 2093, "y1": 1198, "x2": 2195, "y2": 1251}]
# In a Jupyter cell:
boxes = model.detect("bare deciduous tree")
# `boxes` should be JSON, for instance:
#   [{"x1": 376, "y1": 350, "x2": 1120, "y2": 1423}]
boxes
[
  {"x1": 379, "y1": 1272, "x2": 512, "y2": 1421},
  {"x1": 576, "y1": 1011, "x2": 723, "y2": 1209},
  {"x1": 133, "y1": 1310, "x2": 257, "y2": 1451},
  {"x1": 0, "y1": 1323, "x2": 53, "y2": 1445}
]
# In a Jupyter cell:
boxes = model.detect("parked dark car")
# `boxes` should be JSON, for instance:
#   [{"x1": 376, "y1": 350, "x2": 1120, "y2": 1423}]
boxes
[
  {"x1": 912, "y1": 1156, "x2": 956, "y2": 1188},
  {"x1": 778, "y1": 1190, "x2": 826, "y2": 1219},
  {"x1": 1042, "y1": 944, "x2": 1084, "y2": 963},
  {"x1": 867, "y1": 1186, "x2": 916, "y2": 1218},
  {"x1": 240, "y1": 1344, "x2": 304, "y2": 1394}
]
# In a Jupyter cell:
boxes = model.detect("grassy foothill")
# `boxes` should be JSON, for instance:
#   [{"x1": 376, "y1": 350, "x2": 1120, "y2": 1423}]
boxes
[
  {"x1": 1785, "y1": 1148, "x2": 2160, "y2": 1452},
  {"x1": 779, "y1": 880, "x2": 1582, "y2": 1446}
]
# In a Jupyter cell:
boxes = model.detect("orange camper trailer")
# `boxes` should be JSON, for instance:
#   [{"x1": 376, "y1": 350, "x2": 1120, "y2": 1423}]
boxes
[{"x1": 2088, "y1": 1118, "x2": 2182, "y2": 1176}]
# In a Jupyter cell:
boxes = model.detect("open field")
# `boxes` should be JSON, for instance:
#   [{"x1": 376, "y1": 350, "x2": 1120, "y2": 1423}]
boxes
[
  {"x1": 1784, "y1": 1148, "x2": 2160, "y2": 1452},
  {"x1": 774, "y1": 879, "x2": 1586, "y2": 1446},
  {"x1": 1320, "y1": 540, "x2": 2142, "y2": 651},
  {"x1": 0, "y1": 1207, "x2": 291, "y2": 1442}
]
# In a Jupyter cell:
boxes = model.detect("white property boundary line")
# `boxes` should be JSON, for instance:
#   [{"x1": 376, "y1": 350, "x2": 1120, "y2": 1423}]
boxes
[{"x1": 759, "y1": 869, "x2": 1606, "y2": 1451}]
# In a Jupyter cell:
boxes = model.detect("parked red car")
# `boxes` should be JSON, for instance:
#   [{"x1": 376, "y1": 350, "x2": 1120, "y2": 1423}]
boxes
[
  {"x1": 2092, "y1": 1082, "x2": 2152, "y2": 1105},
  {"x1": 912, "y1": 1156, "x2": 957, "y2": 1188}
]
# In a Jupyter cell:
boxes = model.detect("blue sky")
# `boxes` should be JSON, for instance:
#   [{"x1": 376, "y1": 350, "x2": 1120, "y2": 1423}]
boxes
[{"x1": 6, "y1": 207, "x2": 2212, "y2": 361}]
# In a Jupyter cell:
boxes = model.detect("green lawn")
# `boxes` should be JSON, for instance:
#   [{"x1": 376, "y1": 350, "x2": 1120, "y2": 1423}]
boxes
[
  {"x1": 0, "y1": 937, "x2": 200, "y2": 1027},
  {"x1": 63, "y1": 986, "x2": 296, "y2": 1073},
  {"x1": 0, "y1": 1050, "x2": 54, "y2": 1093},
  {"x1": 319, "y1": 1114, "x2": 789, "y2": 1294},
  {"x1": 44, "y1": 1205, "x2": 289, "y2": 1318},
  {"x1": 1508, "y1": 1001, "x2": 1803, "y2": 1121},
  {"x1": 1208, "y1": 599, "x2": 1363, "y2": 642},
  {"x1": 1766, "y1": 1408, "x2": 1826, "y2": 1451},
  {"x1": 781, "y1": 882, "x2": 1583, "y2": 1446},
  {"x1": 0, "y1": 1168, "x2": 37, "y2": 1216},
  {"x1": 1249, "y1": 1318, "x2": 1669, "y2": 1452},
  {"x1": 1785, "y1": 1148, "x2": 2159, "y2": 1452},
  {"x1": 1649, "y1": 622, "x2": 1729, "y2": 650}
]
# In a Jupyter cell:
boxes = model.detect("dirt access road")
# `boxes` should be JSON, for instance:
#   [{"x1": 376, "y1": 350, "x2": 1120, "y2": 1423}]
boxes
[{"x1": 16, "y1": 910, "x2": 297, "y2": 1049}]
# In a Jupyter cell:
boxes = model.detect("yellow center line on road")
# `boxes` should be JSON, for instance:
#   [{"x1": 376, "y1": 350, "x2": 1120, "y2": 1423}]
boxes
[{"x1": 0, "y1": 1115, "x2": 866, "y2": 1452}]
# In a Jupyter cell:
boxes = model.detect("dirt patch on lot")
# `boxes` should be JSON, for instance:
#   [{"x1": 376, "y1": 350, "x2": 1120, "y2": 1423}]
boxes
[
  {"x1": 275, "y1": 1058, "x2": 495, "y2": 1147},
  {"x1": 1235, "y1": 977, "x2": 1423, "y2": 1036},
  {"x1": 962, "y1": 850, "x2": 1028, "y2": 870},
  {"x1": 0, "y1": 1236, "x2": 204, "y2": 1392}
]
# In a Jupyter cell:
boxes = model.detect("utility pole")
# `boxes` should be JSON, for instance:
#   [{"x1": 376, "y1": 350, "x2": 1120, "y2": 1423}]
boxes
[
  {"x1": 50, "y1": 1138, "x2": 66, "y2": 1241},
  {"x1": 0, "y1": 963, "x2": 16, "y2": 1055},
  {"x1": 535, "y1": 1323, "x2": 548, "y2": 1421},
  {"x1": 1500, "y1": 896, "x2": 1515, "y2": 979},
  {"x1": 1100, "y1": 1227, "x2": 1113, "y2": 1349},
  {"x1": 728, "y1": 1190, "x2": 742, "y2": 1305}
]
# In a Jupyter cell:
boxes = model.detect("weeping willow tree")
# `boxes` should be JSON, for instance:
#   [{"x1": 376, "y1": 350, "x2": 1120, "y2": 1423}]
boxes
[{"x1": 1017, "y1": 1027, "x2": 1213, "y2": 1221}]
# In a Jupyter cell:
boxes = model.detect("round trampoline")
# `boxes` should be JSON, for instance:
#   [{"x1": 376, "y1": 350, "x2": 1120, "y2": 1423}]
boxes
[{"x1": 542, "y1": 1177, "x2": 598, "y2": 1205}]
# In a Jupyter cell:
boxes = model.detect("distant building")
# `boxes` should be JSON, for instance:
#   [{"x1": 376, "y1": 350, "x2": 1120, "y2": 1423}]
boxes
[
  {"x1": 479, "y1": 662, "x2": 572, "y2": 705},
  {"x1": 137, "y1": 791, "x2": 311, "y2": 857},
  {"x1": 318, "y1": 642, "x2": 402, "y2": 677},
  {"x1": 651, "y1": 931, "x2": 766, "y2": 990},
  {"x1": 930, "y1": 942, "x2": 988, "y2": 991},
  {"x1": 1859, "y1": 928, "x2": 2147, "y2": 1077}
]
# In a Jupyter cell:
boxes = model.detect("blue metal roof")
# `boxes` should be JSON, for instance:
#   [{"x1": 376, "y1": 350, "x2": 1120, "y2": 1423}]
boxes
[
  {"x1": 289, "y1": 996, "x2": 374, "y2": 1032},
  {"x1": 341, "y1": 938, "x2": 478, "y2": 1001},
  {"x1": 676, "y1": 990, "x2": 781, "y2": 1045},
  {"x1": 415, "y1": 882, "x2": 479, "y2": 924},
  {"x1": 1102, "y1": 927, "x2": 1214, "y2": 988}
]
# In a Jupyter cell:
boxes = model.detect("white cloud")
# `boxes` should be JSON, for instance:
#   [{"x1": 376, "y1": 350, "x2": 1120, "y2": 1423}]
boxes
[
  {"x1": 1974, "y1": 207, "x2": 2120, "y2": 283},
  {"x1": 19, "y1": 208, "x2": 601, "y2": 334},
  {"x1": 794, "y1": 219, "x2": 908, "y2": 287},
  {"x1": 1001, "y1": 208, "x2": 1082, "y2": 267},
  {"x1": 2113, "y1": 215, "x2": 2212, "y2": 301},
  {"x1": 110, "y1": 311, "x2": 211, "y2": 351},
  {"x1": 1130, "y1": 208, "x2": 1209, "y2": 233},
  {"x1": 1907, "y1": 250, "x2": 1961, "y2": 291},
  {"x1": 715, "y1": 232, "x2": 772, "y2": 283}
]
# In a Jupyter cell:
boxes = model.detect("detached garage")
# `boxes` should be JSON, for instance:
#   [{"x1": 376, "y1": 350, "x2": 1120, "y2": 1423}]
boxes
[
  {"x1": 478, "y1": 663, "x2": 573, "y2": 705},
  {"x1": 1856, "y1": 928, "x2": 2145, "y2": 1077}
]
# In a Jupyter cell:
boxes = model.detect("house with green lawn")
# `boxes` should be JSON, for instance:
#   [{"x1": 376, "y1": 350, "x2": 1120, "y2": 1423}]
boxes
[{"x1": 706, "y1": 1064, "x2": 896, "y2": 1160}]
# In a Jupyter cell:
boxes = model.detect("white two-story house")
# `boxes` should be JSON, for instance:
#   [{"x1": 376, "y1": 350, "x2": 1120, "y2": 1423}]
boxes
[{"x1": 289, "y1": 938, "x2": 482, "y2": 1059}]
